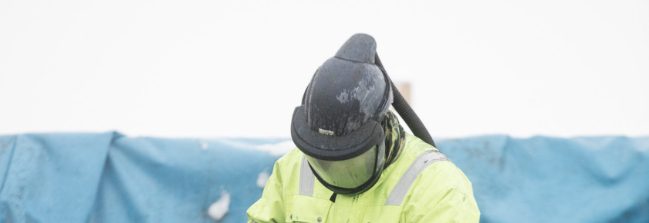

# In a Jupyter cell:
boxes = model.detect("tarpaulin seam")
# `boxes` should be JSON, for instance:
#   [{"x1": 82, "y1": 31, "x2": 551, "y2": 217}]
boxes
[
  {"x1": 0, "y1": 136, "x2": 18, "y2": 196},
  {"x1": 85, "y1": 132, "x2": 118, "y2": 222}
]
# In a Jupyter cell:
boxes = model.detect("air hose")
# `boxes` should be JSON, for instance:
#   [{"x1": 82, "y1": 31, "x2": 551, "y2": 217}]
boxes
[{"x1": 375, "y1": 55, "x2": 436, "y2": 147}]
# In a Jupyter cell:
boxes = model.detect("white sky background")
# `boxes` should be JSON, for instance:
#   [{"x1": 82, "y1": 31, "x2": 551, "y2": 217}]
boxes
[{"x1": 1, "y1": 0, "x2": 648, "y2": 138}]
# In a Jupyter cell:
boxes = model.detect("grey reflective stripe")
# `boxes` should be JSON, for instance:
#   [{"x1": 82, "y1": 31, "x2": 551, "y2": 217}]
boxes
[
  {"x1": 299, "y1": 156, "x2": 315, "y2": 196},
  {"x1": 385, "y1": 150, "x2": 448, "y2": 205}
]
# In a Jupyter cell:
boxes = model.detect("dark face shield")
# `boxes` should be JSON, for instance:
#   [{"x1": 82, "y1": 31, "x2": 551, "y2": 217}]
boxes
[{"x1": 305, "y1": 144, "x2": 385, "y2": 190}]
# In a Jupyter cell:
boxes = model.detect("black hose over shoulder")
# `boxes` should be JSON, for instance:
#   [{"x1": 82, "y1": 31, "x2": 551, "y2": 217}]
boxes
[{"x1": 375, "y1": 55, "x2": 436, "y2": 147}]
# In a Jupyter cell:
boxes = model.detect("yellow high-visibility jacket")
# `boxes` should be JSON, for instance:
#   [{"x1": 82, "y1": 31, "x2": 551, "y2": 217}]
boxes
[{"x1": 247, "y1": 134, "x2": 480, "y2": 223}]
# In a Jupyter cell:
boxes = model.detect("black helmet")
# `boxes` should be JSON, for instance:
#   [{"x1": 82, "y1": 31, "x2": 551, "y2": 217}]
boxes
[{"x1": 291, "y1": 33, "x2": 393, "y2": 194}]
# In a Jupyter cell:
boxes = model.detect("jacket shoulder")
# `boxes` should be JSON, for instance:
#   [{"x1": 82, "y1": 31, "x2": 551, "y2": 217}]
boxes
[
  {"x1": 399, "y1": 140, "x2": 480, "y2": 222},
  {"x1": 276, "y1": 148, "x2": 304, "y2": 166}
]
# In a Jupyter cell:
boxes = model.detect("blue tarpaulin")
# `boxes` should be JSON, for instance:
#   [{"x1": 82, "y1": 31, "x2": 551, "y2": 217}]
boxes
[{"x1": 0, "y1": 132, "x2": 647, "y2": 222}]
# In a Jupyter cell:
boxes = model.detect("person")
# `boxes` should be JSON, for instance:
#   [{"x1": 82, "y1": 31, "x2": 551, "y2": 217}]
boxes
[{"x1": 247, "y1": 33, "x2": 479, "y2": 222}]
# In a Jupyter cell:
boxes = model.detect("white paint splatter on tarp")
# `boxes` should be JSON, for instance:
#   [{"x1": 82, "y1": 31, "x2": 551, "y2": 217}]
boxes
[
  {"x1": 257, "y1": 171, "x2": 270, "y2": 188},
  {"x1": 255, "y1": 140, "x2": 295, "y2": 156},
  {"x1": 218, "y1": 139, "x2": 295, "y2": 156},
  {"x1": 208, "y1": 191, "x2": 230, "y2": 221}
]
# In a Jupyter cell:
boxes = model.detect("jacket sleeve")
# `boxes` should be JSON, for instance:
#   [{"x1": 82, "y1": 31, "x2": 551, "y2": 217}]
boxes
[
  {"x1": 401, "y1": 162, "x2": 480, "y2": 223},
  {"x1": 408, "y1": 187, "x2": 480, "y2": 223},
  {"x1": 247, "y1": 161, "x2": 286, "y2": 223}
]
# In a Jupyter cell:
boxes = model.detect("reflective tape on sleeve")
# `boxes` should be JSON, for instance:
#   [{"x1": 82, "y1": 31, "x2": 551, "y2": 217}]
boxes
[{"x1": 385, "y1": 150, "x2": 448, "y2": 206}]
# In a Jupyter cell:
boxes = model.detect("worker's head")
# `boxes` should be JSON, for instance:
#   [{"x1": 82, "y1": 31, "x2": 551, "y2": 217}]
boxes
[{"x1": 291, "y1": 34, "x2": 400, "y2": 194}]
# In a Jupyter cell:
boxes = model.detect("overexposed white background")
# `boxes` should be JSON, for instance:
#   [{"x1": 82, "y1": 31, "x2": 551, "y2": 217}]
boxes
[{"x1": 1, "y1": 0, "x2": 648, "y2": 138}]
